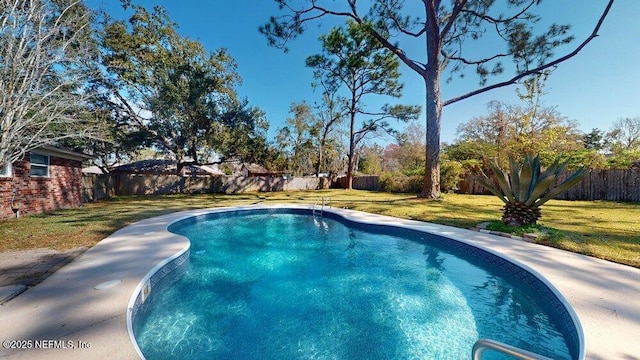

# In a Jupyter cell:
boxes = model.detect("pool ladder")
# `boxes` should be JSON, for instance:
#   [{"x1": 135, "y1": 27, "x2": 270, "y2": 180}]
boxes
[
  {"x1": 472, "y1": 339, "x2": 552, "y2": 360},
  {"x1": 312, "y1": 197, "x2": 331, "y2": 216}
]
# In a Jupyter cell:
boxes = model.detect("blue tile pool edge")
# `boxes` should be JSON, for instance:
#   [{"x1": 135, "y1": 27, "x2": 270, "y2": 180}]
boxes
[
  {"x1": 126, "y1": 239, "x2": 191, "y2": 360},
  {"x1": 125, "y1": 205, "x2": 586, "y2": 360}
]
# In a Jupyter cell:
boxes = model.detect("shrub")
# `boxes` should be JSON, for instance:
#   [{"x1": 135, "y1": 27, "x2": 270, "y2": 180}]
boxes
[
  {"x1": 381, "y1": 160, "x2": 467, "y2": 194},
  {"x1": 440, "y1": 159, "x2": 465, "y2": 193},
  {"x1": 607, "y1": 149, "x2": 640, "y2": 169},
  {"x1": 477, "y1": 155, "x2": 588, "y2": 226},
  {"x1": 380, "y1": 172, "x2": 423, "y2": 193}
]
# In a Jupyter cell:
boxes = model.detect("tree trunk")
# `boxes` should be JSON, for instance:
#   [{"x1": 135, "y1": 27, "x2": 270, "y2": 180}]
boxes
[
  {"x1": 418, "y1": 11, "x2": 443, "y2": 199},
  {"x1": 316, "y1": 145, "x2": 323, "y2": 177},
  {"x1": 176, "y1": 161, "x2": 184, "y2": 176},
  {"x1": 346, "y1": 133, "x2": 355, "y2": 190},
  {"x1": 316, "y1": 130, "x2": 328, "y2": 177},
  {"x1": 176, "y1": 151, "x2": 187, "y2": 176},
  {"x1": 418, "y1": 68, "x2": 442, "y2": 199},
  {"x1": 345, "y1": 96, "x2": 357, "y2": 190}
]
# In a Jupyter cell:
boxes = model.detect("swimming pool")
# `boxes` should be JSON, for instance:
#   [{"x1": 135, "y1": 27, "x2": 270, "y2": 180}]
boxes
[{"x1": 129, "y1": 207, "x2": 583, "y2": 359}]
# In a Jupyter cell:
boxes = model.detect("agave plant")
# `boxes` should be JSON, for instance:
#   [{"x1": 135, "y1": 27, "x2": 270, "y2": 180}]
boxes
[{"x1": 478, "y1": 155, "x2": 588, "y2": 226}]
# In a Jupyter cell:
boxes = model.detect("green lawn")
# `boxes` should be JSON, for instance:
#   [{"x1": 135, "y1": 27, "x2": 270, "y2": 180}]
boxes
[{"x1": 1, "y1": 190, "x2": 638, "y2": 268}]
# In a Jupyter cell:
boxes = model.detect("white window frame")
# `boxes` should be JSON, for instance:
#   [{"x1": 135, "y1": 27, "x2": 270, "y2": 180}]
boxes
[
  {"x1": 30, "y1": 153, "x2": 50, "y2": 177},
  {"x1": 0, "y1": 162, "x2": 11, "y2": 177}
]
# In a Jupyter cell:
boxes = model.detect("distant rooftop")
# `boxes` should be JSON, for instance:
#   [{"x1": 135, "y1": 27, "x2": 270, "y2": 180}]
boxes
[{"x1": 111, "y1": 159, "x2": 224, "y2": 176}]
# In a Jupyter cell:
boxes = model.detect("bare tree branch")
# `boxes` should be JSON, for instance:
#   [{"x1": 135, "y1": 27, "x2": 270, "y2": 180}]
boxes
[
  {"x1": 459, "y1": 0, "x2": 536, "y2": 25},
  {"x1": 445, "y1": 52, "x2": 509, "y2": 66},
  {"x1": 440, "y1": 0, "x2": 468, "y2": 39},
  {"x1": 444, "y1": 0, "x2": 614, "y2": 107},
  {"x1": 0, "y1": 0, "x2": 103, "y2": 169}
]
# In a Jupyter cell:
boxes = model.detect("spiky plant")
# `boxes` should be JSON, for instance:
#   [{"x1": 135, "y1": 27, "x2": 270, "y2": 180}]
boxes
[{"x1": 478, "y1": 155, "x2": 588, "y2": 226}]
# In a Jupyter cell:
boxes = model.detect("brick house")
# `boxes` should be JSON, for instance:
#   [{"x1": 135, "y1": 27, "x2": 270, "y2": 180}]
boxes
[{"x1": 0, "y1": 145, "x2": 92, "y2": 220}]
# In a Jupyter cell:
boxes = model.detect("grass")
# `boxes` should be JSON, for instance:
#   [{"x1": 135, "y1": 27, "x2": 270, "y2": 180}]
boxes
[{"x1": 1, "y1": 190, "x2": 638, "y2": 268}]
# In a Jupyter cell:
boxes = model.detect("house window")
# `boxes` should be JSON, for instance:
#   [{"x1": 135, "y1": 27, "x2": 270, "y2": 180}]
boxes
[
  {"x1": 30, "y1": 153, "x2": 50, "y2": 177},
  {"x1": 0, "y1": 162, "x2": 11, "y2": 177}
]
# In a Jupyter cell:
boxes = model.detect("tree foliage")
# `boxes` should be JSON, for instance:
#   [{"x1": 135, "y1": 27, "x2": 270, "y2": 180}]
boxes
[
  {"x1": 0, "y1": 0, "x2": 103, "y2": 169},
  {"x1": 453, "y1": 77, "x2": 582, "y2": 168},
  {"x1": 95, "y1": 4, "x2": 268, "y2": 173},
  {"x1": 569, "y1": 120, "x2": 640, "y2": 170},
  {"x1": 391, "y1": 121, "x2": 426, "y2": 174},
  {"x1": 582, "y1": 128, "x2": 605, "y2": 151},
  {"x1": 276, "y1": 101, "x2": 345, "y2": 176},
  {"x1": 261, "y1": 0, "x2": 615, "y2": 198},
  {"x1": 606, "y1": 117, "x2": 640, "y2": 153},
  {"x1": 458, "y1": 102, "x2": 581, "y2": 164},
  {"x1": 276, "y1": 102, "x2": 319, "y2": 176},
  {"x1": 358, "y1": 144, "x2": 384, "y2": 175}
]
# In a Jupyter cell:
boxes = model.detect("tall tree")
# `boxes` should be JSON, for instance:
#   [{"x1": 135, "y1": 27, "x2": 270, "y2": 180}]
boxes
[
  {"x1": 97, "y1": 4, "x2": 267, "y2": 173},
  {"x1": 311, "y1": 78, "x2": 344, "y2": 177},
  {"x1": 261, "y1": 0, "x2": 615, "y2": 198},
  {"x1": 0, "y1": 0, "x2": 103, "y2": 169},
  {"x1": 306, "y1": 20, "x2": 420, "y2": 189}
]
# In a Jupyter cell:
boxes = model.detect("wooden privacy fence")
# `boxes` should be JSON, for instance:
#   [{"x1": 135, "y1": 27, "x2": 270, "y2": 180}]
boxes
[
  {"x1": 83, "y1": 170, "x2": 639, "y2": 202},
  {"x1": 333, "y1": 175, "x2": 381, "y2": 191},
  {"x1": 82, "y1": 174, "x2": 331, "y2": 200},
  {"x1": 459, "y1": 169, "x2": 640, "y2": 202},
  {"x1": 82, "y1": 174, "x2": 114, "y2": 201}
]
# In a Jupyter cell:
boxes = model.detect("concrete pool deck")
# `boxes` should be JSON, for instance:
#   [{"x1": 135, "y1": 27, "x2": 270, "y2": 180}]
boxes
[{"x1": 0, "y1": 204, "x2": 638, "y2": 359}]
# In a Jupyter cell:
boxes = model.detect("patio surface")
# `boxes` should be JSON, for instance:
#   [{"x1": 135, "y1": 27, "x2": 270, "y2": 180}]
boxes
[
  {"x1": 0, "y1": 204, "x2": 638, "y2": 359},
  {"x1": 0, "y1": 247, "x2": 88, "y2": 305}
]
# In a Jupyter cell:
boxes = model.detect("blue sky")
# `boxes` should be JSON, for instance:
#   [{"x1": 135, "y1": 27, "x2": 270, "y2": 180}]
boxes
[{"x1": 87, "y1": 1, "x2": 640, "y2": 145}]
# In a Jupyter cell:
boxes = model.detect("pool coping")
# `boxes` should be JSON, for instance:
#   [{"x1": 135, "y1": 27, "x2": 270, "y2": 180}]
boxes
[{"x1": 1, "y1": 204, "x2": 639, "y2": 359}]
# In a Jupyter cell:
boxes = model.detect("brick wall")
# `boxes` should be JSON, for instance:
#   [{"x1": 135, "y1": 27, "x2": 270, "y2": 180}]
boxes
[{"x1": 0, "y1": 155, "x2": 84, "y2": 220}]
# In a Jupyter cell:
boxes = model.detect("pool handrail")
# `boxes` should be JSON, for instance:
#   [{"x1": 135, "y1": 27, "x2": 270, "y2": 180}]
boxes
[{"x1": 472, "y1": 338, "x2": 553, "y2": 360}]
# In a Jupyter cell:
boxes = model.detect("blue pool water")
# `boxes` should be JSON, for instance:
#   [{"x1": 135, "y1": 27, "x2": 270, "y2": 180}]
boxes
[{"x1": 133, "y1": 209, "x2": 577, "y2": 360}]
